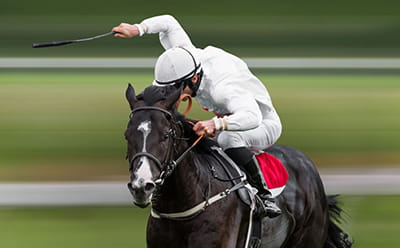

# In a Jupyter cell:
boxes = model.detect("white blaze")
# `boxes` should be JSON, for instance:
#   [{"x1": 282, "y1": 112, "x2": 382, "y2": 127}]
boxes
[
  {"x1": 138, "y1": 121, "x2": 151, "y2": 152},
  {"x1": 134, "y1": 121, "x2": 153, "y2": 185}
]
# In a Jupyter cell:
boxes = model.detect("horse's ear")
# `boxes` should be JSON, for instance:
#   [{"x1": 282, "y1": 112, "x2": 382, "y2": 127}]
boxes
[
  {"x1": 126, "y1": 83, "x2": 137, "y2": 110},
  {"x1": 163, "y1": 86, "x2": 182, "y2": 110}
]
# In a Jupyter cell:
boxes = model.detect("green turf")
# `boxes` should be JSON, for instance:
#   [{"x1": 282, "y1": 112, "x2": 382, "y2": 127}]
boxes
[
  {"x1": 1, "y1": 69, "x2": 399, "y2": 181},
  {"x1": 341, "y1": 195, "x2": 400, "y2": 247},
  {"x1": 0, "y1": 206, "x2": 149, "y2": 248},
  {"x1": 0, "y1": 195, "x2": 399, "y2": 248}
]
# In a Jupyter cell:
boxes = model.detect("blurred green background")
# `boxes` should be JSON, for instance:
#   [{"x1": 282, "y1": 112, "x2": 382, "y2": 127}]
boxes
[
  {"x1": 1, "y1": 69, "x2": 399, "y2": 181},
  {"x1": 1, "y1": 0, "x2": 400, "y2": 247},
  {"x1": 1, "y1": 0, "x2": 400, "y2": 57}
]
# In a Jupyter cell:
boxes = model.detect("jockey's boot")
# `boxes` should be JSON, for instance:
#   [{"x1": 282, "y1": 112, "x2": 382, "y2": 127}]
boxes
[
  {"x1": 245, "y1": 157, "x2": 282, "y2": 218},
  {"x1": 225, "y1": 147, "x2": 282, "y2": 218}
]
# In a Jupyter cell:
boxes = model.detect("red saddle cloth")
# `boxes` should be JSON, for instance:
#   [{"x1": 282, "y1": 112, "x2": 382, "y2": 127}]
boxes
[{"x1": 255, "y1": 152, "x2": 288, "y2": 193}]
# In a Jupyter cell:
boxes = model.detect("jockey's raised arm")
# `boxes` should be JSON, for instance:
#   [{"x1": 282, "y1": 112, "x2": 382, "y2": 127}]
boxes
[
  {"x1": 112, "y1": 15, "x2": 195, "y2": 50},
  {"x1": 141, "y1": 15, "x2": 195, "y2": 50}
]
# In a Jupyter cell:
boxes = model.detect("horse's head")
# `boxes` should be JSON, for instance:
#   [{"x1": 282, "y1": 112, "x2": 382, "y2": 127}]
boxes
[{"x1": 124, "y1": 83, "x2": 183, "y2": 208}]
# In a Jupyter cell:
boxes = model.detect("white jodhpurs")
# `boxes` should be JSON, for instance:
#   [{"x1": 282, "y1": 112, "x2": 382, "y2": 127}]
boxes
[{"x1": 216, "y1": 117, "x2": 282, "y2": 151}]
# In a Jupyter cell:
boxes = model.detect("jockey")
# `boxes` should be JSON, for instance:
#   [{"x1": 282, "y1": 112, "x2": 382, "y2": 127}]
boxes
[{"x1": 113, "y1": 15, "x2": 282, "y2": 218}]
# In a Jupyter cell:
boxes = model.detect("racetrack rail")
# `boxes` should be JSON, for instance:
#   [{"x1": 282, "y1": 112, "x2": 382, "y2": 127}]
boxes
[
  {"x1": 1, "y1": 169, "x2": 400, "y2": 206},
  {"x1": 1, "y1": 58, "x2": 400, "y2": 69}
]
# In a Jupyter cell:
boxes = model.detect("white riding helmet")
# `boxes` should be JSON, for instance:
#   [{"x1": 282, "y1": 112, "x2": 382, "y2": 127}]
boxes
[{"x1": 152, "y1": 47, "x2": 202, "y2": 87}]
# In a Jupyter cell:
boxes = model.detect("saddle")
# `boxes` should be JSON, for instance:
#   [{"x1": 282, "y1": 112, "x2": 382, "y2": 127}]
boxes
[
  {"x1": 208, "y1": 146, "x2": 288, "y2": 248},
  {"x1": 209, "y1": 146, "x2": 288, "y2": 202},
  {"x1": 255, "y1": 152, "x2": 289, "y2": 198}
]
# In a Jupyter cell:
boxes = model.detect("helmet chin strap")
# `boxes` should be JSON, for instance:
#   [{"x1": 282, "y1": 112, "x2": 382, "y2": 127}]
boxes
[{"x1": 184, "y1": 69, "x2": 203, "y2": 97}]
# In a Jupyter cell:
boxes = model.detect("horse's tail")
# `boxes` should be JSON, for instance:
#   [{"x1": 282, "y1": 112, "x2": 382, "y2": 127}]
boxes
[{"x1": 324, "y1": 195, "x2": 353, "y2": 248}]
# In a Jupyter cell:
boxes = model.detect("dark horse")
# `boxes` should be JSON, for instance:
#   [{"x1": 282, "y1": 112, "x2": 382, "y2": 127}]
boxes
[{"x1": 124, "y1": 84, "x2": 352, "y2": 248}]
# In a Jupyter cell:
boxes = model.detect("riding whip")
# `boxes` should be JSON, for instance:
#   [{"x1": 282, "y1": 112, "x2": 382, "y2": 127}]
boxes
[{"x1": 32, "y1": 31, "x2": 117, "y2": 48}]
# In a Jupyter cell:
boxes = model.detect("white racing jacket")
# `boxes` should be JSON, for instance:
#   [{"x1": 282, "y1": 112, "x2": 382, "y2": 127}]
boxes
[{"x1": 141, "y1": 15, "x2": 281, "y2": 147}]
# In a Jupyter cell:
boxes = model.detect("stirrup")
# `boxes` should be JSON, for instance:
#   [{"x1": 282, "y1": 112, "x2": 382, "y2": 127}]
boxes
[
  {"x1": 263, "y1": 198, "x2": 282, "y2": 218},
  {"x1": 254, "y1": 195, "x2": 281, "y2": 218},
  {"x1": 249, "y1": 237, "x2": 262, "y2": 248}
]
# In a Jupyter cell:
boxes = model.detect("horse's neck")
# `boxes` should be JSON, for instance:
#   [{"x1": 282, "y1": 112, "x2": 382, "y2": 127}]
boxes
[{"x1": 153, "y1": 154, "x2": 208, "y2": 212}]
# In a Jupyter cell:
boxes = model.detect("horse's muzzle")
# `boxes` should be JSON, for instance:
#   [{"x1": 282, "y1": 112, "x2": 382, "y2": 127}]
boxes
[{"x1": 127, "y1": 179, "x2": 156, "y2": 208}]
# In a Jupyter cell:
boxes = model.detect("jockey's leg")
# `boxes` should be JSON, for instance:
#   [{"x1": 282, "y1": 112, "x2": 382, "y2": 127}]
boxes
[
  {"x1": 216, "y1": 120, "x2": 282, "y2": 218},
  {"x1": 217, "y1": 117, "x2": 282, "y2": 150},
  {"x1": 225, "y1": 147, "x2": 281, "y2": 218}
]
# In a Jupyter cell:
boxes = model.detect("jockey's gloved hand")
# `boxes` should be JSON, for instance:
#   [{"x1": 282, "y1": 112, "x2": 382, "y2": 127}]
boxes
[{"x1": 193, "y1": 120, "x2": 216, "y2": 137}]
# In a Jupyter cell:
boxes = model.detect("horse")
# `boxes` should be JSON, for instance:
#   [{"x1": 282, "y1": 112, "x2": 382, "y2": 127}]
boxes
[{"x1": 124, "y1": 83, "x2": 352, "y2": 248}]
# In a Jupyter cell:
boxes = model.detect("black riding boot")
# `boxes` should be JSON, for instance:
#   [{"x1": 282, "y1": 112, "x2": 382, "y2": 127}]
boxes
[{"x1": 225, "y1": 147, "x2": 281, "y2": 218}]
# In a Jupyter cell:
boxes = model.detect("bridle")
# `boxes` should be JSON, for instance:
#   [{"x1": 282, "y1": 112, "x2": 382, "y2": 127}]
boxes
[{"x1": 128, "y1": 106, "x2": 198, "y2": 186}]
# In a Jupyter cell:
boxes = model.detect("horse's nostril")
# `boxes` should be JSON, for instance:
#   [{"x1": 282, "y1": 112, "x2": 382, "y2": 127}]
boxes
[
  {"x1": 127, "y1": 182, "x2": 134, "y2": 191},
  {"x1": 128, "y1": 180, "x2": 155, "y2": 194},
  {"x1": 144, "y1": 182, "x2": 156, "y2": 192}
]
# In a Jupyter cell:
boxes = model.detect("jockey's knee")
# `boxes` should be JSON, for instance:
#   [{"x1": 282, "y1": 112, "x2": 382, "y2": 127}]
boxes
[
  {"x1": 270, "y1": 122, "x2": 282, "y2": 144},
  {"x1": 217, "y1": 132, "x2": 245, "y2": 150}
]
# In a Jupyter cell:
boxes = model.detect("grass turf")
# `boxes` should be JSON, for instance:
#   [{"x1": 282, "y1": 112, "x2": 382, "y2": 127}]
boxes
[
  {"x1": 0, "y1": 69, "x2": 399, "y2": 181},
  {"x1": 0, "y1": 195, "x2": 399, "y2": 247}
]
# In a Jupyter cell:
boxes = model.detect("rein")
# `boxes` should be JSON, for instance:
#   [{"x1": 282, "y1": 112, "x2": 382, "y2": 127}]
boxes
[
  {"x1": 155, "y1": 134, "x2": 203, "y2": 185},
  {"x1": 175, "y1": 93, "x2": 192, "y2": 116}
]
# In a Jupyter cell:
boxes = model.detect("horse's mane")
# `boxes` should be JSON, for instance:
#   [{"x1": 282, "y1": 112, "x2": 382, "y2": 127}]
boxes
[{"x1": 137, "y1": 85, "x2": 180, "y2": 106}]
